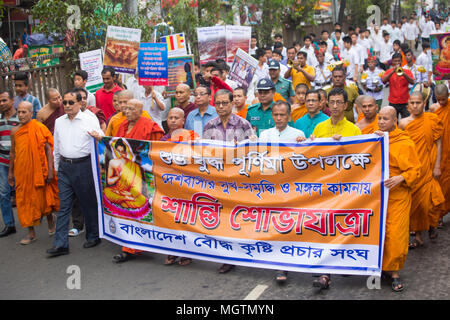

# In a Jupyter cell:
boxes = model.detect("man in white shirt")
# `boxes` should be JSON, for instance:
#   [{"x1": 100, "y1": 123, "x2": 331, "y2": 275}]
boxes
[
  {"x1": 402, "y1": 16, "x2": 419, "y2": 50},
  {"x1": 321, "y1": 30, "x2": 334, "y2": 55},
  {"x1": 369, "y1": 25, "x2": 383, "y2": 54},
  {"x1": 249, "y1": 35, "x2": 258, "y2": 56},
  {"x1": 379, "y1": 31, "x2": 394, "y2": 69},
  {"x1": 137, "y1": 85, "x2": 166, "y2": 128},
  {"x1": 380, "y1": 18, "x2": 394, "y2": 36},
  {"x1": 47, "y1": 89, "x2": 104, "y2": 257},
  {"x1": 341, "y1": 36, "x2": 359, "y2": 82},
  {"x1": 390, "y1": 21, "x2": 404, "y2": 43},
  {"x1": 351, "y1": 32, "x2": 365, "y2": 74},
  {"x1": 259, "y1": 100, "x2": 305, "y2": 142},
  {"x1": 73, "y1": 70, "x2": 96, "y2": 107},
  {"x1": 421, "y1": 15, "x2": 436, "y2": 43},
  {"x1": 416, "y1": 42, "x2": 432, "y2": 87},
  {"x1": 300, "y1": 35, "x2": 317, "y2": 67}
]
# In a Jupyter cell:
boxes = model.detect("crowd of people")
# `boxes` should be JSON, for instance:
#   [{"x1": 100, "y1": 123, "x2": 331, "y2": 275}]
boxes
[{"x1": 0, "y1": 8, "x2": 449, "y2": 294}]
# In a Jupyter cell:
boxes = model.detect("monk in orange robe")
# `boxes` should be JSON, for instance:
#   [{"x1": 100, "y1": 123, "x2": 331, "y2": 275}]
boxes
[
  {"x1": 356, "y1": 96, "x2": 379, "y2": 134},
  {"x1": 430, "y1": 84, "x2": 450, "y2": 226},
  {"x1": 105, "y1": 90, "x2": 153, "y2": 136},
  {"x1": 375, "y1": 106, "x2": 420, "y2": 292},
  {"x1": 290, "y1": 83, "x2": 308, "y2": 122},
  {"x1": 8, "y1": 102, "x2": 58, "y2": 244},
  {"x1": 96, "y1": 99, "x2": 163, "y2": 262},
  {"x1": 399, "y1": 92, "x2": 445, "y2": 247}
]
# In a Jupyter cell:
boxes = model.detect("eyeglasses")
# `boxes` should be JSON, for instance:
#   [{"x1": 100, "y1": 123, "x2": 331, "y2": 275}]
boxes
[
  {"x1": 193, "y1": 92, "x2": 208, "y2": 97},
  {"x1": 215, "y1": 101, "x2": 230, "y2": 107},
  {"x1": 63, "y1": 100, "x2": 76, "y2": 106},
  {"x1": 328, "y1": 100, "x2": 345, "y2": 106}
]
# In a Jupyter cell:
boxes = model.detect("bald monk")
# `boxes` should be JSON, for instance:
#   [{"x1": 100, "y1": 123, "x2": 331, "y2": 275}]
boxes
[
  {"x1": 91, "y1": 99, "x2": 164, "y2": 263},
  {"x1": 399, "y1": 92, "x2": 445, "y2": 247},
  {"x1": 356, "y1": 96, "x2": 379, "y2": 134},
  {"x1": 160, "y1": 107, "x2": 198, "y2": 266},
  {"x1": 36, "y1": 88, "x2": 64, "y2": 135},
  {"x1": 105, "y1": 90, "x2": 153, "y2": 136},
  {"x1": 174, "y1": 84, "x2": 198, "y2": 121},
  {"x1": 354, "y1": 95, "x2": 367, "y2": 123},
  {"x1": 116, "y1": 99, "x2": 164, "y2": 140},
  {"x1": 374, "y1": 106, "x2": 420, "y2": 292},
  {"x1": 8, "y1": 102, "x2": 58, "y2": 244},
  {"x1": 429, "y1": 84, "x2": 450, "y2": 227},
  {"x1": 160, "y1": 108, "x2": 199, "y2": 142}
]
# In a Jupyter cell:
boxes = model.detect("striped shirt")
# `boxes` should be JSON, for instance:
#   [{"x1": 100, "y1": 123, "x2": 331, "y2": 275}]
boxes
[
  {"x1": 0, "y1": 112, "x2": 19, "y2": 166},
  {"x1": 14, "y1": 93, "x2": 42, "y2": 119}
]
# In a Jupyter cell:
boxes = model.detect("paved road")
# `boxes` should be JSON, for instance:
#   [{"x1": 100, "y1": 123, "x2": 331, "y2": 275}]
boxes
[{"x1": 0, "y1": 209, "x2": 449, "y2": 301}]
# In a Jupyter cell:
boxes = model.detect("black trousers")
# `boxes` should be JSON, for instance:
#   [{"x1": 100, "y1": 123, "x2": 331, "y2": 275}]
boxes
[
  {"x1": 390, "y1": 103, "x2": 410, "y2": 119},
  {"x1": 53, "y1": 156, "x2": 99, "y2": 248}
]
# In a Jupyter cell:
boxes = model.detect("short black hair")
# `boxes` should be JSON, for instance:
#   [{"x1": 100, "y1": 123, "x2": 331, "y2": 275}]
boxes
[
  {"x1": 272, "y1": 100, "x2": 291, "y2": 115},
  {"x1": 0, "y1": 90, "x2": 14, "y2": 99},
  {"x1": 305, "y1": 89, "x2": 320, "y2": 100},
  {"x1": 392, "y1": 52, "x2": 402, "y2": 60},
  {"x1": 343, "y1": 36, "x2": 352, "y2": 44},
  {"x1": 297, "y1": 51, "x2": 307, "y2": 59},
  {"x1": 196, "y1": 85, "x2": 211, "y2": 96},
  {"x1": 328, "y1": 87, "x2": 348, "y2": 103},
  {"x1": 393, "y1": 39, "x2": 401, "y2": 46},
  {"x1": 101, "y1": 66, "x2": 115, "y2": 77},
  {"x1": 234, "y1": 87, "x2": 247, "y2": 96},
  {"x1": 73, "y1": 86, "x2": 88, "y2": 97},
  {"x1": 74, "y1": 70, "x2": 88, "y2": 81},
  {"x1": 303, "y1": 35, "x2": 312, "y2": 42},
  {"x1": 255, "y1": 48, "x2": 266, "y2": 59},
  {"x1": 64, "y1": 89, "x2": 82, "y2": 102},
  {"x1": 422, "y1": 42, "x2": 430, "y2": 49},
  {"x1": 214, "y1": 89, "x2": 233, "y2": 102},
  {"x1": 203, "y1": 61, "x2": 218, "y2": 69},
  {"x1": 14, "y1": 72, "x2": 29, "y2": 86}
]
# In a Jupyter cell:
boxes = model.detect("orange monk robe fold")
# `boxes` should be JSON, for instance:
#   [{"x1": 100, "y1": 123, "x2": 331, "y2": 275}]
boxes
[
  {"x1": 383, "y1": 128, "x2": 421, "y2": 271},
  {"x1": 106, "y1": 111, "x2": 153, "y2": 137},
  {"x1": 116, "y1": 116, "x2": 164, "y2": 141},
  {"x1": 404, "y1": 113, "x2": 445, "y2": 230},
  {"x1": 359, "y1": 117, "x2": 379, "y2": 134},
  {"x1": 291, "y1": 105, "x2": 307, "y2": 123},
  {"x1": 433, "y1": 99, "x2": 450, "y2": 217},
  {"x1": 13, "y1": 120, "x2": 59, "y2": 228},
  {"x1": 115, "y1": 116, "x2": 163, "y2": 255}
]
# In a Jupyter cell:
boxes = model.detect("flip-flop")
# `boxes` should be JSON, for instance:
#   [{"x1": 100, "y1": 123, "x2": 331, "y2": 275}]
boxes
[
  {"x1": 275, "y1": 271, "x2": 288, "y2": 283},
  {"x1": 178, "y1": 257, "x2": 192, "y2": 266},
  {"x1": 313, "y1": 275, "x2": 331, "y2": 290},
  {"x1": 112, "y1": 252, "x2": 134, "y2": 263},
  {"x1": 218, "y1": 264, "x2": 235, "y2": 274},
  {"x1": 20, "y1": 237, "x2": 36, "y2": 245},
  {"x1": 164, "y1": 255, "x2": 178, "y2": 265},
  {"x1": 48, "y1": 213, "x2": 57, "y2": 236},
  {"x1": 391, "y1": 277, "x2": 404, "y2": 292}
]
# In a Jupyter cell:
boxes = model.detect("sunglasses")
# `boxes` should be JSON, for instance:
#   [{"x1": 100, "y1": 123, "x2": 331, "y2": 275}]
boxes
[{"x1": 63, "y1": 100, "x2": 76, "y2": 106}]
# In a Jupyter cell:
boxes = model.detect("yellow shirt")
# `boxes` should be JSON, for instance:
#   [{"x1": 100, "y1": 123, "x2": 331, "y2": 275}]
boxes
[
  {"x1": 291, "y1": 64, "x2": 315, "y2": 89},
  {"x1": 312, "y1": 117, "x2": 361, "y2": 138}
]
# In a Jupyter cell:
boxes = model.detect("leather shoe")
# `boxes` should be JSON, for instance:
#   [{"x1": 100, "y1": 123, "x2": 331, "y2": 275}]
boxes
[
  {"x1": 83, "y1": 238, "x2": 101, "y2": 248},
  {"x1": 0, "y1": 226, "x2": 16, "y2": 237},
  {"x1": 46, "y1": 247, "x2": 69, "y2": 257}
]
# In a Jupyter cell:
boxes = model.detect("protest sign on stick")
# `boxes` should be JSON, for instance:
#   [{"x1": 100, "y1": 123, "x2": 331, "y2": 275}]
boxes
[{"x1": 104, "y1": 26, "x2": 141, "y2": 74}]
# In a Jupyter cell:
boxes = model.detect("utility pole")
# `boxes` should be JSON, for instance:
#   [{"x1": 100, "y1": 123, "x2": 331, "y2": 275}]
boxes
[{"x1": 126, "y1": 0, "x2": 138, "y2": 17}]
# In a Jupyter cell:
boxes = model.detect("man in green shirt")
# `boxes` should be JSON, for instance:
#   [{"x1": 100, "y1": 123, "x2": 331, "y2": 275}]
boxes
[
  {"x1": 246, "y1": 79, "x2": 276, "y2": 136},
  {"x1": 324, "y1": 65, "x2": 359, "y2": 123},
  {"x1": 268, "y1": 60, "x2": 295, "y2": 103}
]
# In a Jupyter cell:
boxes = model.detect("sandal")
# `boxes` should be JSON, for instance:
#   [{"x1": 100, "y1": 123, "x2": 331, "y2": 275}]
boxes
[
  {"x1": 275, "y1": 271, "x2": 288, "y2": 283},
  {"x1": 48, "y1": 213, "x2": 57, "y2": 236},
  {"x1": 178, "y1": 257, "x2": 192, "y2": 266},
  {"x1": 112, "y1": 252, "x2": 134, "y2": 263},
  {"x1": 218, "y1": 264, "x2": 235, "y2": 274},
  {"x1": 391, "y1": 277, "x2": 404, "y2": 292},
  {"x1": 20, "y1": 237, "x2": 36, "y2": 245},
  {"x1": 408, "y1": 237, "x2": 423, "y2": 249},
  {"x1": 313, "y1": 275, "x2": 331, "y2": 290},
  {"x1": 428, "y1": 227, "x2": 438, "y2": 241},
  {"x1": 164, "y1": 255, "x2": 178, "y2": 265}
]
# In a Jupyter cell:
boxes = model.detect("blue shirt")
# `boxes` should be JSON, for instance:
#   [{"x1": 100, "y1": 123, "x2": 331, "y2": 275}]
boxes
[
  {"x1": 293, "y1": 111, "x2": 329, "y2": 138},
  {"x1": 185, "y1": 105, "x2": 218, "y2": 137},
  {"x1": 14, "y1": 93, "x2": 42, "y2": 119}
]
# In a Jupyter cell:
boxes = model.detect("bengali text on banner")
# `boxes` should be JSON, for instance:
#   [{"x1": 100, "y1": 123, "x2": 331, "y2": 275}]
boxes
[{"x1": 91, "y1": 134, "x2": 389, "y2": 276}]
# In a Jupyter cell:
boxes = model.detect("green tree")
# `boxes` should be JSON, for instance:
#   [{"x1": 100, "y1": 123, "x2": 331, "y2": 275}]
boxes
[{"x1": 31, "y1": 0, "x2": 159, "y2": 69}]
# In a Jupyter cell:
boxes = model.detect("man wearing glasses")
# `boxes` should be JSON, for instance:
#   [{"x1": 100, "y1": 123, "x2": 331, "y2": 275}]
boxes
[
  {"x1": 47, "y1": 90, "x2": 104, "y2": 257},
  {"x1": 312, "y1": 87, "x2": 361, "y2": 139},
  {"x1": 293, "y1": 89, "x2": 329, "y2": 139},
  {"x1": 185, "y1": 85, "x2": 218, "y2": 137}
]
